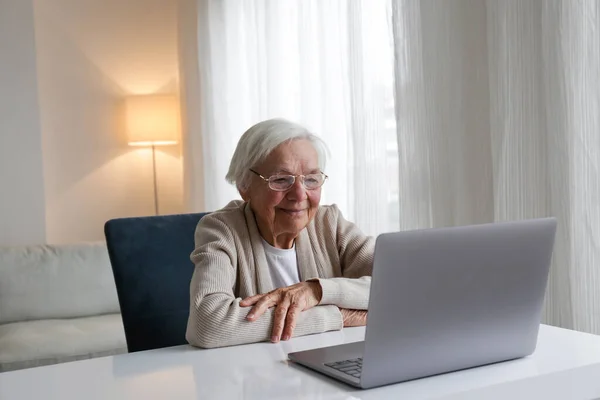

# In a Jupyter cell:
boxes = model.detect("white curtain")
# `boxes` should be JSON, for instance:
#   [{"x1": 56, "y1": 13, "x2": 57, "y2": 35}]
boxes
[
  {"x1": 181, "y1": 0, "x2": 600, "y2": 335},
  {"x1": 183, "y1": 0, "x2": 398, "y2": 236},
  {"x1": 393, "y1": 0, "x2": 600, "y2": 334}
]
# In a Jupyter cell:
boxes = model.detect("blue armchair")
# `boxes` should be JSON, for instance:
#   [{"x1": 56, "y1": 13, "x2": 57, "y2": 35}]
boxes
[{"x1": 104, "y1": 212, "x2": 209, "y2": 352}]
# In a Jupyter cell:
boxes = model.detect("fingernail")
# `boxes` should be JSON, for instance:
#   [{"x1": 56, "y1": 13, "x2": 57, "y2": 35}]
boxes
[
  {"x1": 271, "y1": 335, "x2": 279, "y2": 343},
  {"x1": 282, "y1": 335, "x2": 290, "y2": 341},
  {"x1": 247, "y1": 313, "x2": 254, "y2": 320}
]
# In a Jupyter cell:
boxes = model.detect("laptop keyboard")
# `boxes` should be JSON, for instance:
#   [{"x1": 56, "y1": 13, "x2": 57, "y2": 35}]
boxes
[{"x1": 325, "y1": 358, "x2": 363, "y2": 378}]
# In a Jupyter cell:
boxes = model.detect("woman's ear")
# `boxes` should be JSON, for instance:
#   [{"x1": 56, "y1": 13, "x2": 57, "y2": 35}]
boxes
[{"x1": 238, "y1": 186, "x2": 250, "y2": 201}]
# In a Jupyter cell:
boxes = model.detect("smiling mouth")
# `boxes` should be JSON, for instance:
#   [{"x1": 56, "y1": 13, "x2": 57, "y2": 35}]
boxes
[{"x1": 279, "y1": 209, "x2": 306, "y2": 216}]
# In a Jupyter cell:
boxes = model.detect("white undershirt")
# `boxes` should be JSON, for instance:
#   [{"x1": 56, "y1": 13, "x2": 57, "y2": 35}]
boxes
[{"x1": 261, "y1": 237, "x2": 300, "y2": 289}]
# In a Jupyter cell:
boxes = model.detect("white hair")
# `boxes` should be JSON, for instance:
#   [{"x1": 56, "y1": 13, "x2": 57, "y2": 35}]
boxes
[{"x1": 226, "y1": 118, "x2": 329, "y2": 191}]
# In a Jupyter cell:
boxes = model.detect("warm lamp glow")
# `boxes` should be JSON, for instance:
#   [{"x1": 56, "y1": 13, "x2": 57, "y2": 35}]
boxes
[
  {"x1": 125, "y1": 95, "x2": 180, "y2": 146},
  {"x1": 123, "y1": 94, "x2": 181, "y2": 216}
]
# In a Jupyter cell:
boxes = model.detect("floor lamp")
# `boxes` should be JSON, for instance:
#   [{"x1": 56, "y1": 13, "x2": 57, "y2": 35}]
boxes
[{"x1": 124, "y1": 94, "x2": 180, "y2": 215}]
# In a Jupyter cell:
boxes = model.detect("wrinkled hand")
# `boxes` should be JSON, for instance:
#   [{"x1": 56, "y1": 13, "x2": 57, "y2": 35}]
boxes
[
  {"x1": 240, "y1": 281, "x2": 323, "y2": 343},
  {"x1": 340, "y1": 308, "x2": 368, "y2": 327}
]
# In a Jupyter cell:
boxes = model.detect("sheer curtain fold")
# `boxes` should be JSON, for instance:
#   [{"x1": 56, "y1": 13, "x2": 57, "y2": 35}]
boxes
[
  {"x1": 188, "y1": 0, "x2": 397, "y2": 235},
  {"x1": 393, "y1": 0, "x2": 600, "y2": 334},
  {"x1": 393, "y1": 0, "x2": 493, "y2": 230}
]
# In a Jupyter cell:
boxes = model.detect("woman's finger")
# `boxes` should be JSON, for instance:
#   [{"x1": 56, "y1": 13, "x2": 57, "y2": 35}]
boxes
[
  {"x1": 340, "y1": 309, "x2": 368, "y2": 327},
  {"x1": 240, "y1": 293, "x2": 265, "y2": 307},
  {"x1": 270, "y1": 300, "x2": 290, "y2": 342},
  {"x1": 281, "y1": 303, "x2": 301, "y2": 341},
  {"x1": 246, "y1": 292, "x2": 278, "y2": 321}
]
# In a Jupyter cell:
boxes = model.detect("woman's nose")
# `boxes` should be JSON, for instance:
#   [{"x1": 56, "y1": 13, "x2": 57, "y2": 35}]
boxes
[{"x1": 287, "y1": 177, "x2": 308, "y2": 201}]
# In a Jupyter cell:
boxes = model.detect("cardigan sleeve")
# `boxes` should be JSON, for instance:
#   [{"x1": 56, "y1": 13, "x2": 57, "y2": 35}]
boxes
[
  {"x1": 316, "y1": 205, "x2": 375, "y2": 310},
  {"x1": 185, "y1": 214, "x2": 343, "y2": 349}
]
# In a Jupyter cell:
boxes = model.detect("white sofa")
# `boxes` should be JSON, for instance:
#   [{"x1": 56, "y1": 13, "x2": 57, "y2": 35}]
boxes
[{"x1": 0, "y1": 242, "x2": 127, "y2": 372}]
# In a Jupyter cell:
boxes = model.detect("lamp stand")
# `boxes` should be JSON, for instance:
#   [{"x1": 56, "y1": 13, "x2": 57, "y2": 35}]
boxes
[{"x1": 151, "y1": 144, "x2": 159, "y2": 216}]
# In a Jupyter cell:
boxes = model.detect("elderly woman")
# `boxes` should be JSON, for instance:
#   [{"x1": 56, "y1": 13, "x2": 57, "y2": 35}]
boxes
[{"x1": 186, "y1": 118, "x2": 374, "y2": 349}]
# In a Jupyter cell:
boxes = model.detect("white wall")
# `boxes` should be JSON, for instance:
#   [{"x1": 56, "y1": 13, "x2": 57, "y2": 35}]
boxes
[
  {"x1": 0, "y1": 0, "x2": 47, "y2": 246},
  {"x1": 33, "y1": 0, "x2": 184, "y2": 244}
]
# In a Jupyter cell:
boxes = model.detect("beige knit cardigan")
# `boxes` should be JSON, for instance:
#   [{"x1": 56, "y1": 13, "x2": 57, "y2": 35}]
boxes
[{"x1": 185, "y1": 200, "x2": 374, "y2": 349}]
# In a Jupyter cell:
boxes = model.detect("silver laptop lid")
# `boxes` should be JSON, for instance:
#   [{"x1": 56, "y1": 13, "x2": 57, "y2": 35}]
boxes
[{"x1": 360, "y1": 217, "x2": 557, "y2": 389}]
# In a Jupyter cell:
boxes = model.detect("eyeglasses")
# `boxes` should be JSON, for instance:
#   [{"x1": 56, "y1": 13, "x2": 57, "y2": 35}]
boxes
[{"x1": 250, "y1": 169, "x2": 328, "y2": 191}]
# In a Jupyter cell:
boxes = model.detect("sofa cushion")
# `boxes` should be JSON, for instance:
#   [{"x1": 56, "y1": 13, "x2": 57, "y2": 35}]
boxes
[
  {"x1": 0, "y1": 242, "x2": 120, "y2": 324},
  {"x1": 0, "y1": 313, "x2": 127, "y2": 372}
]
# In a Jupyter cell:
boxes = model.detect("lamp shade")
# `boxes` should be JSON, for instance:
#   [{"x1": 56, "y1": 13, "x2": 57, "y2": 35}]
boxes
[{"x1": 125, "y1": 95, "x2": 180, "y2": 146}]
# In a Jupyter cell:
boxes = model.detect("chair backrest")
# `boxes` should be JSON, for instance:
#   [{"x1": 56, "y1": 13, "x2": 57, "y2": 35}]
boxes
[{"x1": 104, "y1": 212, "x2": 209, "y2": 352}]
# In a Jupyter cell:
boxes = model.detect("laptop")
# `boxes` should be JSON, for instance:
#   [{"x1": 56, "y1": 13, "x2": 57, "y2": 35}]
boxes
[{"x1": 288, "y1": 217, "x2": 557, "y2": 389}]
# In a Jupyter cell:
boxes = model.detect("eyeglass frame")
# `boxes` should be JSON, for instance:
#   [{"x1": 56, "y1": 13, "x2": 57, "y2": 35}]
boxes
[{"x1": 249, "y1": 169, "x2": 328, "y2": 191}]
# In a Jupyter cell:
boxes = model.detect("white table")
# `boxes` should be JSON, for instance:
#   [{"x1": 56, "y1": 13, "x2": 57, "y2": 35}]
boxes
[{"x1": 2, "y1": 324, "x2": 600, "y2": 399}]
